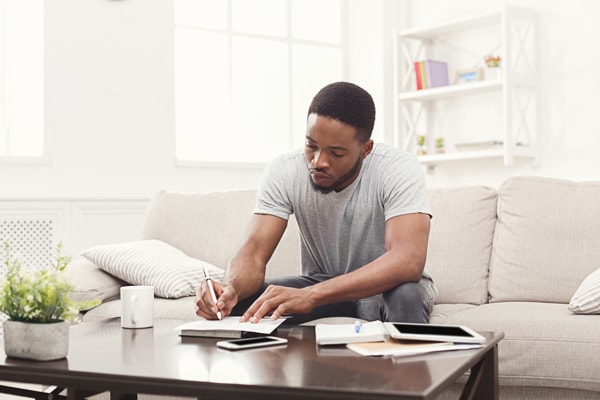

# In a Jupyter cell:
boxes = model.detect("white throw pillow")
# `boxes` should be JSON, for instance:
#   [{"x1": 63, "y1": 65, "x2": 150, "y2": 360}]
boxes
[
  {"x1": 569, "y1": 268, "x2": 600, "y2": 314},
  {"x1": 81, "y1": 240, "x2": 225, "y2": 299}
]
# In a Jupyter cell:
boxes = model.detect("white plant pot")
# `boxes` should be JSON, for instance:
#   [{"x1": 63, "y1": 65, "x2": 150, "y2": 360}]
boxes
[
  {"x1": 484, "y1": 66, "x2": 502, "y2": 80},
  {"x1": 2, "y1": 320, "x2": 70, "y2": 361}
]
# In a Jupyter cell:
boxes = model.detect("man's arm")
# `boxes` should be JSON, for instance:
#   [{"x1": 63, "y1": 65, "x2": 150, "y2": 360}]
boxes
[
  {"x1": 195, "y1": 213, "x2": 288, "y2": 319},
  {"x1": 242, "y1": 212, "x2": 430, "y2": 322}
]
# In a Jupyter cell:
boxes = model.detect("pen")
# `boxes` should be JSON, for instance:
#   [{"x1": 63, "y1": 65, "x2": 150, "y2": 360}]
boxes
[
  {"x1": 354, "y1": 320, "x2": 362, "y2": 333},
  {"x1": 203, "y1": 266, "x2": 222, "y2": 320}
]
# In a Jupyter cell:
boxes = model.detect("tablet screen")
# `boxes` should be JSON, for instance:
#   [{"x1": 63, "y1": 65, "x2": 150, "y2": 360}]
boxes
[{"x1": 392, "y1": 323, "x2": 473, "y2": 337}]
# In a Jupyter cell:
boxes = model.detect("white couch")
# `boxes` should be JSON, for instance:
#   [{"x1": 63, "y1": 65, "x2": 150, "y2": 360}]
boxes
[{"x1": 67, "y1": 176, "x2": 600, "y2": 399}]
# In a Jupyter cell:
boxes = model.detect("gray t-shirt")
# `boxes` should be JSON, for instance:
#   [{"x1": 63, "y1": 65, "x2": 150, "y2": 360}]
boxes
[{"x1": 254, "y1": 143, "x2": 432, "y2": 277}]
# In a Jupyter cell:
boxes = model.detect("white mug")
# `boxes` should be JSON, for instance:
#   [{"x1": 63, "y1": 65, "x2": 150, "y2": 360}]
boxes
[{"x1": 120, "y1": 286, "x2": 154, "y2": 329}]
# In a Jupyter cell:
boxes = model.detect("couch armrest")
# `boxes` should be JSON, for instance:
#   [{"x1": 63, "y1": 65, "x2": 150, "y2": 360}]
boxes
[{"x1": 65, "y1": 258, "x2": 127, "y2": 306}]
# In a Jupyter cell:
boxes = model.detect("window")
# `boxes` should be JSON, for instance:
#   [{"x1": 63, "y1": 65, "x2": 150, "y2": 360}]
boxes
[
  {"x1": 174, "y1": 0, "x2": 344, "y2": 165},
  {"x1": 0, "y1": 0, "x2": 45, "y2": 159}
]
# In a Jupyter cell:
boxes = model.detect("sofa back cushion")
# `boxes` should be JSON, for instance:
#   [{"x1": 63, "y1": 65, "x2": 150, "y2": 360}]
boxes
[
  {"x1": 141, "y1": 190, "x2": 301, "y2": 278},
  {"x1": 489, "y1": 176, "x2": 600, "y2": 303},
  {"x1": 426, "y1": 186, "x2": 497, "y2": 305}
]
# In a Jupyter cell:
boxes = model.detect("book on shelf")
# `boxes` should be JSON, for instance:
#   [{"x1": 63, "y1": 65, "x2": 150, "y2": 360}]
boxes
[
  {"x1": 425, "y1": 60, "x2": 449, "y2": 88},
  {"x1": 414, "y1": 61, "x2": 424, "y2": 90},
  {"x1": 315, "y1": 320, "x2": 389, "y2": 345},
  {"x1": 176, "y1": 316, "x2": 286, "y2": 339},
  {"x1": 347, "y1": 340, "x2": 483, "y2": 357},
  {"x1": 414, "y1": 60, "x2": 449, "y2": 90}
]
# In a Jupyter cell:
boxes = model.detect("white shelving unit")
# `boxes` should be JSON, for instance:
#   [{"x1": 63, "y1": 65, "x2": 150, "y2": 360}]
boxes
[{"x1": 393, "y1": 5, "x2": 540, "y2": 168}]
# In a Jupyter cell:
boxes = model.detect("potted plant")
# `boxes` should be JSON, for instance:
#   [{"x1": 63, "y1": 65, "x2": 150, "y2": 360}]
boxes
[
  {"x1": 484, "y1": 54, "x2": 502, "y2": 79},
  {"x1": 436, "y1": 137, "x2": 446, "y2": 154},
  {"x1": 0, "y1": 242, "x2": 98, "y2": 361},
  {"x1": 417, "y1": 135, "x2": 427, "y2": 155}
]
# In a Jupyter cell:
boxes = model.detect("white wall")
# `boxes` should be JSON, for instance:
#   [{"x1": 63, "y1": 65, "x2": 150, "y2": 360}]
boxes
[{"x1": 1, "y1": 0, "x2": 600, "y2": 199}]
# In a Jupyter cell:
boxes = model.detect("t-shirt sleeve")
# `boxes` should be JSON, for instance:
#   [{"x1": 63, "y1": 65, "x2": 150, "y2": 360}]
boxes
[
  {"x1": 253, "y1": 155, "x2": 293, "y2": 220},
  {"x1": 383, "y1": 153, "x2": 432, "y2": 221}
]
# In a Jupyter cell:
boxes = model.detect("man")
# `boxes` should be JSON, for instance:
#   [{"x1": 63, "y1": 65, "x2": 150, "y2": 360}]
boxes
[{"x1": 196, "y1": 82, "x2": 436, "y2": 324}]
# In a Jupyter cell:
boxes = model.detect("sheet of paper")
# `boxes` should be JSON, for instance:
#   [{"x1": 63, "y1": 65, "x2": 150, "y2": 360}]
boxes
[
  {"x1": 347, "y1": 340, "x2": 483, "y2": 357},
  {"x1": 175, "y1": 317, "x2": 286, "y2": 335}
]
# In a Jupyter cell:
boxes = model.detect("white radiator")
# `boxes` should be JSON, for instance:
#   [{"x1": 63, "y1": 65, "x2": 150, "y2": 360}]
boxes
[
  {"x1": 0, "y1": 218, "x2": 56, "y2": 326},
  {"x1": 0, "y1": 218, "x2": 55, "y2": 271}
]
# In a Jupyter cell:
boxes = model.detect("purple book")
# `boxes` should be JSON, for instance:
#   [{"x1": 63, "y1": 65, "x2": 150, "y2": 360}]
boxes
[{"x1": 425, "y1": 60, "x2": 449, "y2": 88}]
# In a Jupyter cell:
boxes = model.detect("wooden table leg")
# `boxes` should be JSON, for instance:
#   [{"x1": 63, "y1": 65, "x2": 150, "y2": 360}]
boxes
[
  {"x1": 109, "y1": 391, "x2": 137, "y2": 400},
  {"x1": 460, "y1": 344, "x2": 499, "y2": 400}
]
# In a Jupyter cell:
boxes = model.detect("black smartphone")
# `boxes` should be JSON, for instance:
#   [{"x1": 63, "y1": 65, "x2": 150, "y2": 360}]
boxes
[{"x1": 216, "y1": 336, "x2": 288, "y2": 351}]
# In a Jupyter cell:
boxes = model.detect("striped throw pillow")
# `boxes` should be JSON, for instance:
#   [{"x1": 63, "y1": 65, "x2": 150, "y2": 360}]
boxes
[
  {"x1": 569, "y1": 268, "x2": 600, "y2": 314},
  {"x1": 81, "y1": 240, "x2": 225, "y2": 299}
]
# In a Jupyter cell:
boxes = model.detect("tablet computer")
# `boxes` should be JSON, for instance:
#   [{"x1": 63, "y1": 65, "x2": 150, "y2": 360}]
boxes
[{"x1": 384, "y1": 322, "x2": 486, "y2": 344}]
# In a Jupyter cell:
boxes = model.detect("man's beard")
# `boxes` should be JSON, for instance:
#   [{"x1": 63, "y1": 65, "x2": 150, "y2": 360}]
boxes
[{"x1": 308, "y1": 155, "x2": 363, "y2": 195}]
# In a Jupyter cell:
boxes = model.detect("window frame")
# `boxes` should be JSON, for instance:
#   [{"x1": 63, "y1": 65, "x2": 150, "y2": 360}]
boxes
[
  {"x1": 173, "y1": 0, "x2": 348, "y2": 168},
  {"x1": 0, "y1": 0, "x2": 47, "y2": 165}
]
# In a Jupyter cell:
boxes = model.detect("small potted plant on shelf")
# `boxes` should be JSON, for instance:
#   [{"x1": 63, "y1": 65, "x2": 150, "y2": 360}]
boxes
[
  {"x1": 436, "y1": 137, "x2": 446, "y2": 154},
  {"x1": 417, "y1": 135, "x2": 427, "y2": 155},
  {"x1": 0, "y1": 242, "x2": 99, "y2": 361},
  {"x1": 484, "y1": 54, "x2": 502, "y2": 79}
]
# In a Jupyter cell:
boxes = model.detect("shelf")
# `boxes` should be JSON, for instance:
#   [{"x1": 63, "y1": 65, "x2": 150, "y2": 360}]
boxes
[
  {"x1": 418, "y1": 149, "x2": 504, "y2": 164},
  {"x1": 418, "y1": 145, "x2": 537, "y2": 166},
  {"x1": 393, "y1": 4, "x2": 539, "y2": 168},
  {"x1": 398, "y1": 79, "x2": 502, "y2": 102},
  {"x1": 397, "y1": 12, "x2": 502, "y2": 40}
]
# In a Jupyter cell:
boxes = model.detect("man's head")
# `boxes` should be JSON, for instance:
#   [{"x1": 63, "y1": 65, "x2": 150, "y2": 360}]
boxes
[
  {"x1": 304, "y1": 82, "x2": 375, "y2": 194},
  {"x1": 307, "y1": 81, "x2": 376, "y2": 143}
]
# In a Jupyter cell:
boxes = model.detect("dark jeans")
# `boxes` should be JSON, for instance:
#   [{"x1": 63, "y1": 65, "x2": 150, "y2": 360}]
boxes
[{"x1": 231, "y1": 273, "x2": 437, "y2": 325}]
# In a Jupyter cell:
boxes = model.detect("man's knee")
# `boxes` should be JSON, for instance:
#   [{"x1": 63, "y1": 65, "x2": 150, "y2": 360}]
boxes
[
  {"x1": 383, "y1": 280, "x2": 435, "y2": 323},
  {"x1": 390, "y1": 281, "x2": 427, "y2": 302}
]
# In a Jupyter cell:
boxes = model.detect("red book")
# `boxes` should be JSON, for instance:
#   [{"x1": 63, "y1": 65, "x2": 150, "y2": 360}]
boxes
[{"x1": 414, "y1": 61, "x2": 423, "y2": 90}]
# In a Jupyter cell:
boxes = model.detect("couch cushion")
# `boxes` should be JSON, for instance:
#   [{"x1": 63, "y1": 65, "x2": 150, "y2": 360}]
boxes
[
  {"x1": 81, "y1": 239, "x2": 225, "y2": 299},
  {"x1": 425, "y1": 186, "x2": 497, "y2": 305},
  {"x1": 141, "y1": 190, "x2": 301, "y2": 278},
  {"x1": 65, "y1": 258, "x2": 126, "y2": 304},
  {"x1": 429, "y1": 303, "x2": 477, "y2": 323},
  {"x1": 489, "y1": 176, "x2": 600, "y2": 303},
  {"x1": 441, "y1": 302, "x2": 600, "y2": 392}
]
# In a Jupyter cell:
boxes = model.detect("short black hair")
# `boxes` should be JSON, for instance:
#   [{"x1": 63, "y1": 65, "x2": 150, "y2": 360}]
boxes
[{"x1": 307, "y1": 81, "x2": 376, "y2": 143}]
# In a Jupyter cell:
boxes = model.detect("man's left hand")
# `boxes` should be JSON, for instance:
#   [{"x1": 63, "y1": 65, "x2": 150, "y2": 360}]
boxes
[{"x1": 240, "y1": 285, "x2": 316, "y2": 323}]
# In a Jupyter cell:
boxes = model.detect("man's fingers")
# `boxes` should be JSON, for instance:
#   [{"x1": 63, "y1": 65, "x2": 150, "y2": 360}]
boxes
[
  {"x1": 270, "y1": 304, "x2": 288, "y2": 321},
  {"x1": 244, "y1": 291, "x2": 285, "y2": 323},
  {"x1": 195, "y1": 281, "x2": 223, "y2": 319}
]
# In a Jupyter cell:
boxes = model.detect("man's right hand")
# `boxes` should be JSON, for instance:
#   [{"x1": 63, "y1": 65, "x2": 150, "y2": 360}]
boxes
[
  {"x1": 196, "y1": 213, "x2": 287, "y2": 320},
  {"x1": 195, "y1": 280, "x2": 239, "y2": 320}
]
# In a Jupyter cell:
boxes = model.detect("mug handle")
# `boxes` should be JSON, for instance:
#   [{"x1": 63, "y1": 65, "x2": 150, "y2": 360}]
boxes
[{"x1": 130, "y1": 294, "x2": 138, "y2": 324}]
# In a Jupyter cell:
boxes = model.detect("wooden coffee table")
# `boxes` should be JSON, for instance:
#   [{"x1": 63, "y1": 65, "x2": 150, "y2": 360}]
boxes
[{"x1": 0, "y1": 318, "x2": 503, "y2": 400}]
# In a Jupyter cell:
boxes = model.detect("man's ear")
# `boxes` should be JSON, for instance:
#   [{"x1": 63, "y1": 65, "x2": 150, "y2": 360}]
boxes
[{"x1": 361, "y1": 139, "x2": 374, "y2": 159}]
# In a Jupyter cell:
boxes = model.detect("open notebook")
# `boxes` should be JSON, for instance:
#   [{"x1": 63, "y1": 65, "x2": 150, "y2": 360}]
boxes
[{"x1": 315, "y1": 321, "x2": 389, "y2": 345}]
